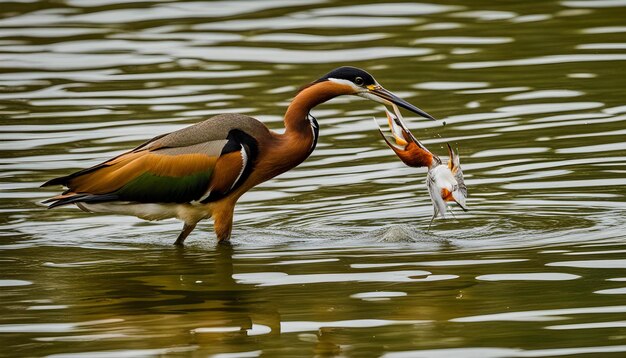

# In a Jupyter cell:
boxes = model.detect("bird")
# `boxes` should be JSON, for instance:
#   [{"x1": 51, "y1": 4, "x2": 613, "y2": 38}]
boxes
[
  {"x1": 41, "y1": 66, "x2": 436, "y2": 245},
  {"x1": 375, "y1": 104, "x2": 467, "y2": 226}
]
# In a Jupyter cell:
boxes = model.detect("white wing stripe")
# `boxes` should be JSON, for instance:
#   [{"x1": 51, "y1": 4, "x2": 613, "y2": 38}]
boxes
[
  {"x1": 197, "y1": 188, "x2": 212, "y2": 203},
  {"x1": 230, "y1": 146, "x2": 248, "y2": 191}
]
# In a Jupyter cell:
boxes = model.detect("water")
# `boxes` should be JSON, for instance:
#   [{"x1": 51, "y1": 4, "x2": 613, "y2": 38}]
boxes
[{"x1": 1, "y1": 0, "x2": 625, "y2": 356}]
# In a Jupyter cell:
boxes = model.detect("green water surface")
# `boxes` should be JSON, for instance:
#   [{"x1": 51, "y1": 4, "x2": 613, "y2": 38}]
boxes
[{"x1": 1, "y1": 0, "x2": 626, "y2": 356}]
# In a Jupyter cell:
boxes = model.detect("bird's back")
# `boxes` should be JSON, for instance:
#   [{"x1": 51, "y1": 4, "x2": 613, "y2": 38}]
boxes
[
  {"x1": 41, "y1": 113, "x2": 273, "y2": 207},
  {"x1": 141, "y1": 113, "x2": 271, "y2": 150}
]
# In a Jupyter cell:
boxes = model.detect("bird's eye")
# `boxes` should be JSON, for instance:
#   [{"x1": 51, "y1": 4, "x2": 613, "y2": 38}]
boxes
[{"x1": 354, "y1": 77, "x2": 364, "y2": 86}]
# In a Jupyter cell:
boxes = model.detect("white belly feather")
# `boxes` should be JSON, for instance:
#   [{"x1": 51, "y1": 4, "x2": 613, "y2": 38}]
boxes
[{"x1": 77, "y1": 202, "x2": 212, "y2": 223}]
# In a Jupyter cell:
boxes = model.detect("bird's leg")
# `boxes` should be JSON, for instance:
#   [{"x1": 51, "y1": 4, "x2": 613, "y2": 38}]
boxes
[
  {"x1": 174, "y1": 222, "x2": 196, "y2": 246},
  {"x1": 449, "y1": 207, "x2": 458, "y2": 220},
  {"x1": 213, "y1": 202, "x2": 235, "y2": 243},
  {"x1": 427, "y1": 215, "x2": 436, "y2": 233}
]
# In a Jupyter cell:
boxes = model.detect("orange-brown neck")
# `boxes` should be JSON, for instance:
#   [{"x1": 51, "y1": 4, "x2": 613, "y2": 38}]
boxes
[
  {"x1": 271, "y1": 80, "x2": 353, "y2": 173},
  {"x1": 243, "y1": 81, "x2": 353, "y2": 188},
  {"x1": 283, "y1": 81, "x2": 353, "y2": 135}
]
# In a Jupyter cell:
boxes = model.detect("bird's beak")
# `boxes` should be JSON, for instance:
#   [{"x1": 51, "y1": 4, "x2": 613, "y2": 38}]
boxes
[{"x1": 366, "y1": 85, "x2": 436, "y2": 121}]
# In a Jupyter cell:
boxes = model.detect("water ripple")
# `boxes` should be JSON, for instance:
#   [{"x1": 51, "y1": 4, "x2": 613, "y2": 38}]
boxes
[
  {"x1": 233, "y1": 270, "x2": 458, "y2": 286},
  {"x1": 451, "y1": 54, "x2": 626, "y2": 69},
  {"x1": 196, "y1": 16, "x2": 416, "y2": 31},
  {"x1": 1, "y1": 1, "x2": 626, "y2": 356}
]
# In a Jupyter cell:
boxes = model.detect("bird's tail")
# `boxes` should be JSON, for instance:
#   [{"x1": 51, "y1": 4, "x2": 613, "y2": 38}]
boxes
[{"x1": 42, "y1": 192, "x2": 118, "y2": 209}]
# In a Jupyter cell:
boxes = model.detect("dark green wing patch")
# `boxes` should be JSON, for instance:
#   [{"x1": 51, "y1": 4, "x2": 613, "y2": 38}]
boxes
[{"x1": 115, "y1": 170, "x2": 213, "y2": 203}]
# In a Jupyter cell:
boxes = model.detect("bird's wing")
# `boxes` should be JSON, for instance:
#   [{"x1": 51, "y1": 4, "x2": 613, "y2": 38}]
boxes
[
  {"x1": 43, "y1": 125, "x2": 259, "y2": 205},
  {"x1": 446, "y1": 143, "x2": 468, "y2": 208},
  {"x1": 446, "y1": 144, "x2": 466, "y2": 194},
  {"x1": 426, "y1": 174, "x2": 447, "y2": 218}
]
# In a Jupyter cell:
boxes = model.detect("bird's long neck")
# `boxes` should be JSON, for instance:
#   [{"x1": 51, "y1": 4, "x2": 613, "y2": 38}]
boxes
[
  {"x1": 283, "y1": 81, "x2": 350, "y2": 135},
  {"x1": 254, "y1": 81, "x2": 351, "y2": 182}
]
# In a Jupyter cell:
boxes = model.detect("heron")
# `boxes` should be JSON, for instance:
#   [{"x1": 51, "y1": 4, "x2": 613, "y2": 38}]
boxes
[
  {"x1": 41, "y1": 67, "x2": 436, "y2": 245},
  {"x1": 375, "y1": 104, "x2": 467, "y2": 226}
]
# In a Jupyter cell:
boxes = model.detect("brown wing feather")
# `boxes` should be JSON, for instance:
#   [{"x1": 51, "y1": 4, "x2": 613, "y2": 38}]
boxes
[
  {"x1": 67, "y1": 151, "x2": 220, "y2": 194},
  {"x1": 209, "y1": 151, "x2": 244, "y2": 194},
  {"x1": 43, "y1": 114, "x2": 265, "y2": 206}
]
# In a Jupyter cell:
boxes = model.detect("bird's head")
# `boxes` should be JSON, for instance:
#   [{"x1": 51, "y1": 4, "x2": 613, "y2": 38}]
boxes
[
  {"x1": 426, "y1": 144, "x2": 468, "y2": 218},
  {"x1": 309, "y1": 66, "x2": 436, "y2": 121}
]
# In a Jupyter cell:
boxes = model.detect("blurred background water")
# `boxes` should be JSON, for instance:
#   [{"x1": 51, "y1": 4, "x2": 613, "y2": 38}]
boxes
[{"x1": 1, "y1": 0, "x2": 626, "y2": 356}]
